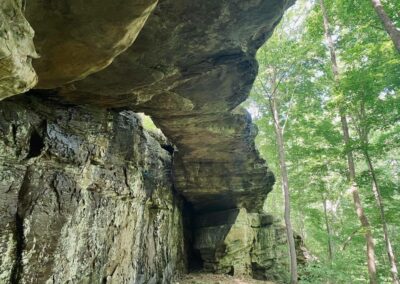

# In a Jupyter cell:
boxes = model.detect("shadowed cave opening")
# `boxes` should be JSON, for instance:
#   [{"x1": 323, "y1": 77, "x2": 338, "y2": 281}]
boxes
[
  {"x1": 26, "y1": 128, "x2": 45, "y2": 159},
  {"x1": 139, "y1": 112, "x2": 205, "y2": 272},
  {"x1": 182, "y1": 202, "x2": 205, "y2": 272}
]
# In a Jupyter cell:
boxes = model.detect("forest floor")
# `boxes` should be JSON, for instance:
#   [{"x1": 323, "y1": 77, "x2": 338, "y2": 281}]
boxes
[{"x1": 175, "y1": 273, "x2": 276, "y2": 284}]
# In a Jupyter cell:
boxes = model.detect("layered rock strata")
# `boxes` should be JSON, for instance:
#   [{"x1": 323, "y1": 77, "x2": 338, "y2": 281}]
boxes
[
  {"x1": 1, "y1": 0, "x2": 295, "y2": 214},
  {"x1": 31, "y1": 0, "x2": 291, "y2": 213}
]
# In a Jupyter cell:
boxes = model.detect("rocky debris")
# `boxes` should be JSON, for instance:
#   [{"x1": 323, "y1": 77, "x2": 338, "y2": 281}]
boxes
[
  {"x1": 0, "y1": 96, "x2": 185, "y2": 283},
  {"x1": 0, "y1": 0, "x2": 38, "y2": 100}
]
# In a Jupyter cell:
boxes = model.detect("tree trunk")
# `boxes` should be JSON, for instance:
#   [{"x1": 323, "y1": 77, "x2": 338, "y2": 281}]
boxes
[
  {"x1": 370, "y1": 0, "x2": 400, "y2": 52},
  {"x1": 355, "y1": 100, "x2": 399, "y2": 283},
  {"x1": 323, "y1": 197, "x2": 334, "y2": 262},
  {"x1": 269, "y1": 93, "x2": 298, "y2": 284},
  {"x1": 364, "y1": 150, "x2": 399, "y2": 284},
  {"x1": 341, "y1": 114, "x2": 378, "y2": 284},
  {"x1": 320, "y1": 1, "x2": 378, "y2": 283}
]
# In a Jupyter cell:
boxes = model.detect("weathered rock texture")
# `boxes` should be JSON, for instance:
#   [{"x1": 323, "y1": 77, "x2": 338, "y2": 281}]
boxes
[
  {"x1": 0, "y1": 97, "x2": 185, "y2": 283},
  {"x1": 52, "y1": 0, "x2": 289, "y2": 213},
  {"x1": 24, "y1": 0, "x2": 158, "y2": 88},
  {"x1": 1, "y1": 0, "x2": 296, "y2": 214},
  {"x1": 0, "y1": 0, "x2": 296, "y2": 283},
  {"x1": 0, "y1": 0, "x2": 38, "y2": 100},
  {"x1": 194, "y1": 209, "x2": 289, "y2": 283}
]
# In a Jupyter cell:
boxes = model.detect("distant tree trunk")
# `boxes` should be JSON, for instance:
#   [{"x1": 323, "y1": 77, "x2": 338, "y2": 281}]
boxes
[
  {"x1": 363, "y1": 145, "x2": 399, "y2": 284},
  {"x1": 370, "y1": 0, "x2": 400, "y2": 52},
  {"x1": 320, "y1": 0, "x2": 378, "y2": 283},
  {"x1": 355, "y1": 102, "x2": 399, "y2": 284},
  {"x1": 323, "y1": 197, "x2": 334, "y2": 262},
  {"x1": 341, "y1": 115, "x2": 377, "y2": 284},
  {"x1": 267, "y1": 76, "x2": 298, "y2": 284}
]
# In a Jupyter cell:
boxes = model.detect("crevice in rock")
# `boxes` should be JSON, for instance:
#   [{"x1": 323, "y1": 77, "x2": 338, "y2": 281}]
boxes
[
  {"x1": 161, "y1": 144, "x2": 174, "y2": 155},
  {"x1": 10, "y1": 167, "x2": 33, "y2": 283},
  {"x1": 12, "y1": 124, "x2": 17, "y2": 144},
  {"x1": 26, "y1": 127, "x2": 44, "y2": 159},
  {"x1": 182, "y1": 201, "x2": 204, "y2": 272},
  {"x1": 227, "y1": 266, "x2": 234, "y2": 276},
  {"x1": 51, "y1": 176, "x2": 62, "y2": 214},
  {"x1": 10, "y1": 213, "x2": 24, "y2": 284}
]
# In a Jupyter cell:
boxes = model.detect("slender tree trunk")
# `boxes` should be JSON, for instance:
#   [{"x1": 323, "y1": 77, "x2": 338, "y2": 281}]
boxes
[
  {"x1": 323, "y1": 197, "x2": 334, "y2": 262},
  {"x1": 269, "y1": 93, "x2": 298, "y2": 284},
  {"x1": 364, "y1": 150, "x2": 399, "y2": 284},
  {"x1": 370, "y1": 0, "x2": 400, "y2": 52},
  {"x1": 320, "y1": 1, "x2": 378, "y2": 283},
  {"x1": 355, "y1": 101, "x2": 399, "y2": 283},
  {"x1": 341, "y1": 114, "x2": 378, "y2": 284}
]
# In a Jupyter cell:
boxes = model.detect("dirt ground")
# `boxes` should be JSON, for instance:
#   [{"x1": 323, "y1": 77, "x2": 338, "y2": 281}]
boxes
[{"x1": 175, "y1": 273, "x2": 276, "y2": 284}]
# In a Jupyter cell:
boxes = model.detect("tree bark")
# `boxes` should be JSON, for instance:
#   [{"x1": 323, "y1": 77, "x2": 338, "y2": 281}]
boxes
[
  {"x1": 341, "y1": 113, "x2": 378, "y2": 284},
  {"x1": 370, "y1": 0, "x2": 400, "y2": 52},
  {"x1": 268, "y1": 82, "x2": 298, "y2": 284},
  {"x1": 323, "y1": 197, "x2": 334, "y2": 262},
  {"x1": 320, "y1": 0, "x2": 378, "y2": 283},
  {"x1": 355, "y1": 99, "x2": 399, "y2": 283},
  {"x1": 364, "y1": 150, "x2": 399, "y2": 284}
]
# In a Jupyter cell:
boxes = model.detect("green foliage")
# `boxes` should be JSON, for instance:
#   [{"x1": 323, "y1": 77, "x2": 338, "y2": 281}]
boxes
[{"x1": 245, "y1": 0, "x2": 400, "y2": 282}]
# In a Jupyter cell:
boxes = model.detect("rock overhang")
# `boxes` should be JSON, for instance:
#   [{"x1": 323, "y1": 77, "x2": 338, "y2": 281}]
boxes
[{"x1": 1, "y1": 0, "x2": 294, "y2": 213}]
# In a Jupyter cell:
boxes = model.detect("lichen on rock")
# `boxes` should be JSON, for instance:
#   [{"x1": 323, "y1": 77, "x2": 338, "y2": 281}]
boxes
[
  {"x1": 0, "y1": 0, "x2": 38, "y2": 101},
  {"x1": 0, "y1": 96, "x2": 185, "y2": 283},
  {"x1": 194, "y1": 208, "x2": 290, "y2": 283}
]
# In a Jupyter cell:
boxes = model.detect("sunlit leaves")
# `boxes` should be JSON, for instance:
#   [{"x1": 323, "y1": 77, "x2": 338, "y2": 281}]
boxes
[{"x1": 246, "y1": 0, "x2": 400, "y2": 282}]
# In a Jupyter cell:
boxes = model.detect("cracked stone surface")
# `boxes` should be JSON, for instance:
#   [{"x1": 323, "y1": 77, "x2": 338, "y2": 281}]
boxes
[
  {"x1": 2, "y1": 0, "x2": 295, "y2": 213},
  {"x1": 51, "y1": 0, "x2": 292, "y2": 213},
  {"x1": 0, "y1": 97, "x2": 185, "y2": 283},
  {"x1": 194, "y1": 208, "x2": 290, "y2": 283}
]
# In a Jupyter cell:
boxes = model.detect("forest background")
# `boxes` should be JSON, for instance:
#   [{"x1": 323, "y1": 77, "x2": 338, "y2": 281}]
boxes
[{"x1": 245, "y1": 0, "x2": 400, "y2": 282}]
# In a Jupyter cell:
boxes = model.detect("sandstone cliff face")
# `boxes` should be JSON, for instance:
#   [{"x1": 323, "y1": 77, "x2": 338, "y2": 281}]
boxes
[
  {"x1": 0, "y1": 0, "x2": 295, "y2": 283},
  {"x1": 194, "y1": 209, "x2": 290, "y2": 283},
  {"x1": 0, "y1": 97, "x2": 185, "y2": 283},
  {"x1": 1, "y1": 0, "x2": 296, "y2": 213}
]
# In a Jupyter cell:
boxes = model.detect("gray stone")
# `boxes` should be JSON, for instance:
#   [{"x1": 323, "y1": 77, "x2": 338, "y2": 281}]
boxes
[{"x1": 0, "y1": 97, "x2": 185, "y2": 283}]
